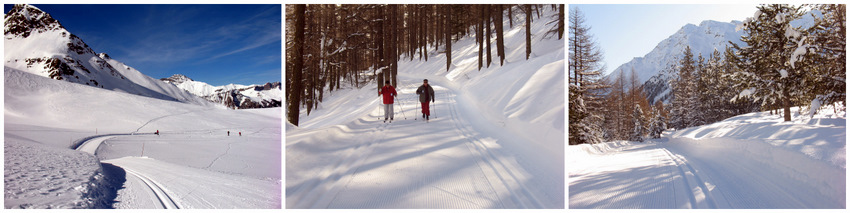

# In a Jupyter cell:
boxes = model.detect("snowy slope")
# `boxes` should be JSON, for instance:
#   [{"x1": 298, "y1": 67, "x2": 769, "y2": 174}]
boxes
[
  {"x1": 569, "y1": 106, "x2": 845, "y2": 208},
  {"x1": 287, "y1": 6, "x2": 564, "y2": 208},
  {"x1": 99, "y1": 54, "x2": 213, "y2": 106},
  {"x1": 5, "y1": 66, "x2": 282, "y2": 208},
  {"x1": 4, "y1": 4, "x2": 210, "y2": 105}
]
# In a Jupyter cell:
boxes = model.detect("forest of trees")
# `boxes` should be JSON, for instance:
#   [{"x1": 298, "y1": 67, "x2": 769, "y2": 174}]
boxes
[
  {"x1": 569, "y1": 4, "x2": 845, "y2": 145},
  {"x1": 287, "y1": 4, "x2": 565, "y2": 126}
]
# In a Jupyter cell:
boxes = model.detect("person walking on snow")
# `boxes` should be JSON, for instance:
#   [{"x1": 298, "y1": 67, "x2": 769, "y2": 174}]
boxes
[
  {"x1": 379, "y1": 80, "x2": 397, "y2": 122},
  {"x1": 416, "y1": 79, "x2": 435, "y2": 120}
]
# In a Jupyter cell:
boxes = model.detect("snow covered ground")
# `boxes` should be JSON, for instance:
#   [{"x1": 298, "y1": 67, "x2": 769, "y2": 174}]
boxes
[
  {"x1": 4, "y1": 67, "x2": 281, "y2": 208},
  {"x1": 286, "y1": 6, "x2": 564, "y2": 209},
  {"x1": 569, "y1": 106, "x2": 846, "y2": 209}
]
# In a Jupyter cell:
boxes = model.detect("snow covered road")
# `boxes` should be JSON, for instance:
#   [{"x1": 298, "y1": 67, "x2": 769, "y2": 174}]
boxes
[
  {"x1": 570, "y1": 136, "x2": 845, "y2": 209},
  {"x1": 287, "y1": 77, "x2": 562, "y2": 208}
]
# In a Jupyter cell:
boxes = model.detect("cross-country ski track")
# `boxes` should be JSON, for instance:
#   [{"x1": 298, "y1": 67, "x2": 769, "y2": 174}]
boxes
[
  {"x1": 286, "y1": 76, "x2": 562, "y2": 208},
  {"x1": 570, "y1": 136, "x2": 845, "y2": 209},
  {"x1": 70, "y1": 109, "x2": 281, "y2": 209}
]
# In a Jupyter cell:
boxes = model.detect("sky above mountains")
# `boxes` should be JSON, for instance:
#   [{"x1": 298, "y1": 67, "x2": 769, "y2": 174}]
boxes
[
  {"x1": 571, "y1": 4, "x2": 758, "y2": 75},
  {"x1": 3, "y1": 4, "x2": 281, "y2": 86}
]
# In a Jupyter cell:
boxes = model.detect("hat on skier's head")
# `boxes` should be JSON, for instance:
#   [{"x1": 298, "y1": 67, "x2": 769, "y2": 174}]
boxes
[
  {"x1": 423, "y1": 79, "x2": 428, "y2": 83},
  {"x1": 385, "y1": 80, "x2": 390, "y2": 84}
]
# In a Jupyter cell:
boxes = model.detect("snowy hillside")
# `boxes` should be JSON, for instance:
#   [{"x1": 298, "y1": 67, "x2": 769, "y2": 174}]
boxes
[
  {"x1": 4, "y1": 4, "x2": 210, "y2": 105},
  {"x1": 569, "y1": 106, "x2": 845, "y2": 208},
  {"x1": 160, "y1": 74, "x2": 282, "y2": 109},
  {"x1": 605, "y1": 20, "x2": 744, "y2": 103},
  {"x1": 5, "y1": 67, "x2": 282, "y2": 208},
  {"x1": 287, "y1": 6, "x2": 564, "y2": 208}
]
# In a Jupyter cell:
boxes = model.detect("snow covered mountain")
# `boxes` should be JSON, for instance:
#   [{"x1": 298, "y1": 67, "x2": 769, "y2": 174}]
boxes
[
  {"x1": 4, "y1": 4, "x2": 211, "y2": 106},
  {"x1": 606, "y1": 20, "x2": 745, "y2": 104},
  {"x1": 160, "y1": 74, "x2": 281, "y2": 109}
]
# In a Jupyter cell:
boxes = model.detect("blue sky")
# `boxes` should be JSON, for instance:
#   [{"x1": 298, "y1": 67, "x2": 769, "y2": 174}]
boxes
[
  {"x1": 571, "y1": 4, "x2": 759, "y2": 75},
  {"x1": 4, "y1": 4, "x2": 281, "y2": 86}
]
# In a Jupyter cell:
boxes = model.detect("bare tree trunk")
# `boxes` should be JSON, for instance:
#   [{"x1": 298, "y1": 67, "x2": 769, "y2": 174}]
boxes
[
  {"x1": 287, "y1": 4, "x2": 306, "y2": 126},
  {"x1": 485, "y1": 5, "x2": 492, "y2": 68},
  {"x1": 525, "y1": 4, "x2": 532, "y2": 60},
  {"x1": 445, "y1": 5, "x2": 452, "y2": 71},
  {"x1": 558, "y1": 4, "x2": 564, "y2": 40},
  {"x1": 495, "y1": 5, "x2": 506, "y2": 66},
  {"x1": 478, "y1": 5, "x2": 483, "y2": 70},
  {"x1": 391, "y1": 4, "x2": 398, "y2": 85}
]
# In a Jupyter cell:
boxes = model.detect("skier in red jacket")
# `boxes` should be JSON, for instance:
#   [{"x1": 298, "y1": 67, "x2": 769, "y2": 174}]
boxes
[{"x1": 379, "y1": 80, "x2": 397, "y2": 122}]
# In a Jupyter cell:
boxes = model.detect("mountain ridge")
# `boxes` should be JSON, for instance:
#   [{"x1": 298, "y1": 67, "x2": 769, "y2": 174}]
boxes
[
  {"x1": 605, "y1": 20, "x2": 745, "y2": 104},
  {"x1": 160, "y1": 74, "x2": 281, "y2": 109}
]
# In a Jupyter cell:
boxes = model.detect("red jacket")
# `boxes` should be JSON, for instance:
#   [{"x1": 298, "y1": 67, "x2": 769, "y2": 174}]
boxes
[{"x1": 380, "y1": 85, "x2": 397, "y2": 104}]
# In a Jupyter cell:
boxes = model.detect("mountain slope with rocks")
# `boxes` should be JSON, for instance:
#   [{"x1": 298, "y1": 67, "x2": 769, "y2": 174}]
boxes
[
  {"x1": 4, "y1": 4, "x2": 211, "y2": 106},
  {"x1": 160, "y1": 74, "x2": 281, "y2": 109}
]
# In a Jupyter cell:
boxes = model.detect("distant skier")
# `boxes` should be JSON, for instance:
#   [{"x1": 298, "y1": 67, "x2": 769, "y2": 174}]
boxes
[
  {"x1": 155, "y1": 130, "x2": 159, "y2": 135},
  {"x1": 227, "y1": 131, "x2": 230, "y2": 136},
  {"x1": 378, "y1": 80, "x2": 397, "y2": 122},
  {"x1": 416, "y1": 79, "x2": 435, "y2": 120},
  {"x1": 239, "y1": 132, "x2": 242, "y2": 136}
]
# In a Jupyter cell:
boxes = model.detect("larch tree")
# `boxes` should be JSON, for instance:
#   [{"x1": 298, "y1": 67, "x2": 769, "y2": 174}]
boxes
[{"x1": 568, "y1": 7, "x2": 607, "y2": 144}]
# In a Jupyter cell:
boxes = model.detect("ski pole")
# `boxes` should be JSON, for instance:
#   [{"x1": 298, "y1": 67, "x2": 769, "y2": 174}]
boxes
[
  {"x1": 395, "y1": 95, "x2": 407, "y2": 120},
  {"x1": 432, "y1": 92, "x2": 436, "y2": 118}
]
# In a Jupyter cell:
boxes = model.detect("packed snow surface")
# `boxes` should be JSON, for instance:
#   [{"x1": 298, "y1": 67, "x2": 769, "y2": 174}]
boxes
[
  {"x1": 569, "y1": 106, "x2": 845, "y2": 209},
  {"x1": 5, "y1": 67, "x2": 281, "y2": 209},
  {"x1": 287, "y1": 6, "x2": 564, "y2": 209}
]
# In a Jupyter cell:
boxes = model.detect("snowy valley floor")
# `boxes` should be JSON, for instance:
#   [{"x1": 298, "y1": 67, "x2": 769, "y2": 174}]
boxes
[
  {"x1": 569, "y1": 108, "x2": 846, "y2": 209},
  {"x1": 5, "y1": 68, "x2": 282, "y2": 209}
]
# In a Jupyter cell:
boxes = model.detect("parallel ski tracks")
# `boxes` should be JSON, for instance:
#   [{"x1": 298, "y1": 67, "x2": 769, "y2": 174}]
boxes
[
  {"x1": 444, "y1": 90, "x2": 544, "y2": 208},
  {"x1": 292, "y1": 115, "x2": 394, "y2": 208},
  {"x1": 123, "y1": 167, "x2": 182, "y2": 209},
  {"x1": 662, "y1": 148, "x2": 717, "y2": 209},
  {"x1": 75, "y1": 134, "x2": 182, "y2": 209}
]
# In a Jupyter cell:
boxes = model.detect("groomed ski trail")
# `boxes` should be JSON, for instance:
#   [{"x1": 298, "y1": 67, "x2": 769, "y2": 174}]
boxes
[
  {"x1": 73, "y1": 109, "x2": 280, "y2": 209},
  {"x1": 287, "y1": 77, "x2": 546, "y2": 208},
  {"x1": 570, "y1": 138, "x2": 845, "y2": 209}
]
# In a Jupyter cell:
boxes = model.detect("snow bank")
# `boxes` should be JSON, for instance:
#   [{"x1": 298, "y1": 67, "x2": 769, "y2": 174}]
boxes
[
  {"x1": 671, "y1": 106, "x2": 846, "y2": 169},
  {"x1": 4, "y1": 136, "x2": 110, "y2": 208}
]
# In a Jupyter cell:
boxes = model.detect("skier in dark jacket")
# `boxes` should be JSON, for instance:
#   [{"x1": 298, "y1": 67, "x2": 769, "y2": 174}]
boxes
[
  {"x1": 416, "y1": 79, "x2": 435, "y2": 120},
  {"x1": 379, "y1": 80, "x2": 397, "y2": 122}
]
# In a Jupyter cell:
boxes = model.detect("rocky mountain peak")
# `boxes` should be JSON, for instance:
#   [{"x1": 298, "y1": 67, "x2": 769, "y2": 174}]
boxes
[
  {"x1": 160, "y1": 74, "x2": 194, "y2": 84},
  {"x1": 4, "y1": 4, "x2": 64, "y2": 38},
  {"x1": 98, "y1": 53, "x2": 111, "y2": 60}
]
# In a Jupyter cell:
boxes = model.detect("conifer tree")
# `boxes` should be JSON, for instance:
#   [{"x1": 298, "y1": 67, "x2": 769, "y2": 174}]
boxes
[
  {"x1": 630, "y1": 104, "x2": 646, "y2": 142},
  {"x1": 728, "y1": 4, "x2": 805, "y2": 121},
  {"x1": 670, "y1": 46, "x2": 695, "y2": 129},
  {"x1": 803, "y1": 4, "x2": 846, "y2": 111},
  {"x1": 569, "y1": 7, "x2": 607, "y2": 144},
  {"x1": 648, "y1": 104, "x2": 667, "y2": 139}
]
